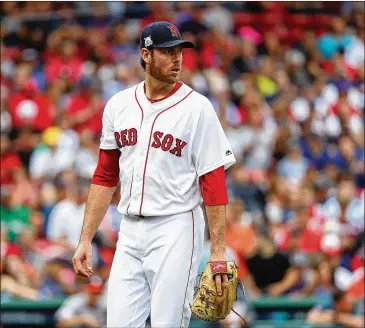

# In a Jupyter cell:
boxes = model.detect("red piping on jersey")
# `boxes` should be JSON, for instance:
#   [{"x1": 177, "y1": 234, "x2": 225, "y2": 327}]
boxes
[
  {"x1": 180, "y1": 211, "x2": 194, "y2": 327},
  {"x1": 135, "y1": 86, "x2": 144, "y2": 127},
  {"x1": 139, "y1": 89, "x2": 194, "y2": 216}
]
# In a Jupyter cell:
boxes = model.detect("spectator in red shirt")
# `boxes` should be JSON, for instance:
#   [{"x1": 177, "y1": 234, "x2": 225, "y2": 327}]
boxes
[
  {"x1": 45, "y1": 39, "x2": 84, "y2": 85},
  {"x1": 8, "y1": 80, "x2": 56, "y2": 132},
  {"x1": 65, "y1": 77, "x2": 104, "y2": 135},
  {"x1": 289, "y1": 206, "x2": 323, "y2": 254}
]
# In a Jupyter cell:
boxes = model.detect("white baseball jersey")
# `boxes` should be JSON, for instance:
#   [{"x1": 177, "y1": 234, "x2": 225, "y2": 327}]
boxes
[{"x1": 100, "y1": 81, "x2": 236, "y2": 216}]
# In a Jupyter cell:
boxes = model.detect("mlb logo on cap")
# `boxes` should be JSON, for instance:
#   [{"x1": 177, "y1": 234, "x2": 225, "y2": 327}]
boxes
[{"x1": 144, "y1": 36, "x2": 153, "y2": 48}]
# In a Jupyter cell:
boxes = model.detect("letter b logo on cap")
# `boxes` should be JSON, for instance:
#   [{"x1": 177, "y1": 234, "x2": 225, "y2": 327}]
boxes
[{"x1": 167, "y1": 24, "x2": 179, "y2": 38}]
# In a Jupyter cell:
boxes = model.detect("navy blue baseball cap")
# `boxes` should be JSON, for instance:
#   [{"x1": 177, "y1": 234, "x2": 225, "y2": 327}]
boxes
[{"x1": 140, "y1": 21, "x2": 195, "y2": 49}]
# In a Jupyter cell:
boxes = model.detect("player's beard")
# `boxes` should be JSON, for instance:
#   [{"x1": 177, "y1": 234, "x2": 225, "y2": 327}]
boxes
[{"x1": 147, "y1": 54, "x2": 179, "y2": 84}]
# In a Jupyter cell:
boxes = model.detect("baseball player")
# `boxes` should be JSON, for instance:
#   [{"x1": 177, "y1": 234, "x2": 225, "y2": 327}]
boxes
[{"x1": 72, "y1": 21, "x2": 236, "y2": 328}]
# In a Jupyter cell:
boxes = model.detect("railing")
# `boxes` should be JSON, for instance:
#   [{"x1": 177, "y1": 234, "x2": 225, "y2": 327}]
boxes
[{"x1": 0, "y1": 296, "x2": 336, "y2": 328}]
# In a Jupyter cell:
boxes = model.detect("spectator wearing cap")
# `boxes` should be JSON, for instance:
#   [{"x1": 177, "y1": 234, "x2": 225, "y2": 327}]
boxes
[{"x1": 55, "y1": 276, "x2": 107, "y2": 328}]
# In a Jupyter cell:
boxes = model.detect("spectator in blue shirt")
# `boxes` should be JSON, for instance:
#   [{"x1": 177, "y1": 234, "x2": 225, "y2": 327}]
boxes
[{"x1": 300, "y1": 133, "x2": 331, "y2": 171}]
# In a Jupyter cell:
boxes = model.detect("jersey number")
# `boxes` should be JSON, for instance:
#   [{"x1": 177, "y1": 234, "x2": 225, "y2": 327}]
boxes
[{"x1": 151, "y1": 131, "x2": 187, "y2": 157}]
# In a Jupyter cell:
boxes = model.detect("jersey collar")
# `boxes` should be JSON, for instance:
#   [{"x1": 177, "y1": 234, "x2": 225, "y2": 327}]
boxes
[{"x1": 136, "y1": 81, "x2": 190, "y2": 112}]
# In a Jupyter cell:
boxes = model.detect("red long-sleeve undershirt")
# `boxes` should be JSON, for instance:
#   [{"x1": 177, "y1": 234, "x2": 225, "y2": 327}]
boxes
[
  {"x1": 92, "y1": 149, "x2": 228, "y2": 205},
  {"x1": 91, "y1": 149, "x2": 120, "y2": 187}
]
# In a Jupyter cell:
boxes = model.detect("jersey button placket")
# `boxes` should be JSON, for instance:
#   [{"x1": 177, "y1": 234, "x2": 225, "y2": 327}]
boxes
[
  {"x1": 137, "y1": 116, "x2": 154, "y2": 216},
  {"x1": 131, "y1": 118, "x2": 149, "y2": 215}
]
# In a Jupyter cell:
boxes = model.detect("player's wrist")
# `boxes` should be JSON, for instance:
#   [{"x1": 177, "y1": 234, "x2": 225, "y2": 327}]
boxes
[
  {"x1": 210, "y1": 251, "x2": 227, "y2": 262},
  {"x1": 78, "y1": 237, "x2": 93, "y2": 245}
]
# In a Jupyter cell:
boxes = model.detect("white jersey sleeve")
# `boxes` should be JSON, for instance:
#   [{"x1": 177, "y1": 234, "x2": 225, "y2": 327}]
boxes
[
  {"x1": 100, "y1": 100, "x2": 118, "y2": 150},
  {"x1": 192, "y1": 98, "x2": 236, "y2": 177}
]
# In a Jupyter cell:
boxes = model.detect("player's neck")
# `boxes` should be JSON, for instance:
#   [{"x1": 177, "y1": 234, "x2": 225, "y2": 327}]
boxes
[{"x1": 145, "y1": 75, "x2": 176, "y2": 100}]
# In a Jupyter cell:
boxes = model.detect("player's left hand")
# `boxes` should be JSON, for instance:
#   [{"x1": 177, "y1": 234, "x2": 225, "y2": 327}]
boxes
[{"x1": 209, "y1": 254, "x2": 228, "y2": 297}]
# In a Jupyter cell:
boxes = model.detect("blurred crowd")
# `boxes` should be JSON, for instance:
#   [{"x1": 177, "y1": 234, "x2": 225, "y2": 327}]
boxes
[{"x1": 1, "y1": 1, "x2": 364, "y2": 327}]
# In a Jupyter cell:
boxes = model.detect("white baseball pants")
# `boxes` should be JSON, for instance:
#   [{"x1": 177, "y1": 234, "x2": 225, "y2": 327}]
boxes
[{"x1": 107, "y1": 206, "x2": 205, "y2": 328}]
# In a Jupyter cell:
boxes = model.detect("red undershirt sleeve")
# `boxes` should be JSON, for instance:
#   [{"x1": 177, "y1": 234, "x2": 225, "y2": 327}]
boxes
[
  {"x1": 91, "y1": 149, "x2": 120, "y2": 187},
  {"x1": 199, "y1": 166, "x2": 229, "y2": 206}
]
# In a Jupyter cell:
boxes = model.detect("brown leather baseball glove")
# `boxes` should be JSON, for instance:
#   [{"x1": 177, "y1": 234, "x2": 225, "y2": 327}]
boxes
[{"x1": 191, "y1": 260, "x2": 246, "y2": 324}]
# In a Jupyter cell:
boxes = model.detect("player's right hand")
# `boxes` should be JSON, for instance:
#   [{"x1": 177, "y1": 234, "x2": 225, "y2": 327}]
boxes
[{"x1": 72, "y1": 241, "x2": 93, "y2": 278}]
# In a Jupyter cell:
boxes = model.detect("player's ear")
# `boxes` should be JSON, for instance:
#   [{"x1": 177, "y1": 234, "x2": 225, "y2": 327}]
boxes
[{"x1": 141, "y1": 48, "x2": 151, "y2": 65}]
